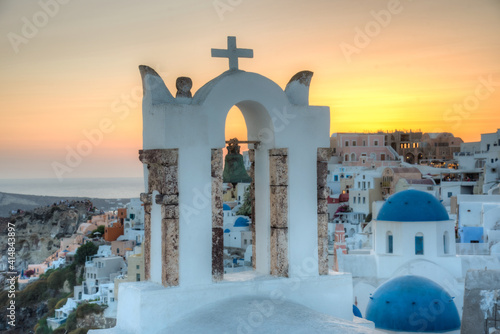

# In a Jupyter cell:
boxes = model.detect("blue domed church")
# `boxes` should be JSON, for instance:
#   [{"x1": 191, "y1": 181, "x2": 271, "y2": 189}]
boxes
[
  {"x1": 340, "y1": 189, "x2": 465, "y2": 331},
  {"x1": 366, "y1": 275, "x2": 460, "y2": 332},
  {"x1": 374, "y1": 190, "x2": 455, "y2": 258}
]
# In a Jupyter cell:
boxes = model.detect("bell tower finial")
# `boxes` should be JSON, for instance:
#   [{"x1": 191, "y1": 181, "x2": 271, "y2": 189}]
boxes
[{"x1": 211, "y1": 36, "x2": 253, "y2": 70}]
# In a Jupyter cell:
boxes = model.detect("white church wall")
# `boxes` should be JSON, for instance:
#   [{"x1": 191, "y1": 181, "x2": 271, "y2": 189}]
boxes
[
  {"x1": 459, "y1": 202, "x2": 482, "y2": 227},
  {"x1": 352, "y1": 280, "x2": 378, "y2": 317},
  {"x1": 373, "y1": 220, "x2": 402, "y2": 255},
  {"x1": 253, "y1": 146, "x2": 271, "y2": 275},
  {"x1": 341, "y1": 254, "x2": 377, "y2": 278},
  {"x1": 460, "y1": 255, "x2": 500, "y2": 276},
  {"x1": 483, "y1": 205, "x2": 500, "y2": 232},
  {"x1": 178, "y1": 144, "x2": 213, "y2": 286},
  {"x1": 114, "y1": 273, "x2": 354, "y2": 334},
  {"x1": 436, "y1": 221, "x2": 457, "y2": 256},
  {"x1": 142, "y1": 70, "x2": 330, "y2": 280}
]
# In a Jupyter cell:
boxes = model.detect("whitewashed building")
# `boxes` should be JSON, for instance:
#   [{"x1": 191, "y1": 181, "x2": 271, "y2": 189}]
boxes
[{"x1": 341, "y1": 189, "x2": 500, "y2": 325}]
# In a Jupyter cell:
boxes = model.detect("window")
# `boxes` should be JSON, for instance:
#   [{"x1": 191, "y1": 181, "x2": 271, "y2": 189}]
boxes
[
  {"x1": 136, "y1": 265, "x2": 140, "y2": 270},
  {"x1": 362, "y1": 197, "x2": 366, "y2": 204},
  {"x1": 334, "y1": 175, "x2": 339, "y2": 181},
  {"x1": 345, "y1": 154, "x2": 349, "y2": 161},
  {"x1": 136, "y1": 273, "x2": 141, "y2": 281},
  {"x1": 353, "y1": 141, "x2": 357, "y2": 146},
  {"x1": 415, "y1": 233, "x2": 424, "y2": 255},
  {"x1": 345, "y1": 141, "x2": 349, "y2": 147},
  {"x1": 381, "y1": 154, "x2": 385, "y2": 161},
  {"x1": 368, "y1": 182, "x2": 371, "y2": 188},
  {"x1": 353, "y1": 197, "x2": 356, "y2": 204},
  {"x1": 448, "y1": 192, "x2": 452, "y2": 198},
  {"x1": 363, "y1": 140, "x2": 366, "y2": 146},
  {"x1": 443, "y1": 231, "x2": 449, "y2": 254},
  {"x1": 351, "y1": 153, "x2": 356, "y2": 161},
  {"x1": 387, "y1": 232, "x2": 393, "y2": 254},
  {"x1": 374, "y1": 140, "x2": 378, "y2": 146}
]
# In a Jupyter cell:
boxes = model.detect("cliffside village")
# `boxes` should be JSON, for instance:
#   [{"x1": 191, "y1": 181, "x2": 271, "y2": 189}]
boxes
[{"x1": 9, "y1": 128, "x2": 500, "y2": 332}]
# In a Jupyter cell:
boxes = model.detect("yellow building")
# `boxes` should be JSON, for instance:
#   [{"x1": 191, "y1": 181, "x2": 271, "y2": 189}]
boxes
[{"x1": 114, "y1": 250, "x2": 145, "y2": 300}]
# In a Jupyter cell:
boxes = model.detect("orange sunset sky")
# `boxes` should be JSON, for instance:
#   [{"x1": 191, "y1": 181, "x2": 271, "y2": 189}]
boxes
[{"x1": 1, "y1": 0, "x2": 499, "y2": 179}]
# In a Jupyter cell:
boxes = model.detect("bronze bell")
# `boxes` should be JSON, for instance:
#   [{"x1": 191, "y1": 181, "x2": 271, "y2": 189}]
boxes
[{"x1": 223, "y1": 138, "x2": 252, "y2": 186}]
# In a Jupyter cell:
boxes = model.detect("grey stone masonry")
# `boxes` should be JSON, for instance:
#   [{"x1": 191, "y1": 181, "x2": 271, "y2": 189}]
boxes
[
  {"x1": 269, "y1": 148, "x2": 288, "y2": 277},
  {"x1": 248, "y1": 149, "x2": 256, "y2": 270},
  {"x1": 139, "y1": 149, "x2": 179, "y2": 287},
  {"x1": 162, "y1": 218, "x2": 179, "y2": 286},
  {"x1": 211, "y1": 149, "x2": 224, "y2": 281},
  {"x1": 461, "y1": 269, "x2": 500, "y2": 334},
  {"x1": 317, "y1": 148, "x2": 333, "y2": 275},
  {"x1": 140, "y1": 192, "x2": 152, "y2": 281}
]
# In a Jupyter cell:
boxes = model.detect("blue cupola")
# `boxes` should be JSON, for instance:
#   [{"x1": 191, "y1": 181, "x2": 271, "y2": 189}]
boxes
[
  {"x1": 377, "y1": 190, "x2": 449, "y2": 222},
  {"x1": 234, "y1": 217, "x2": 250, "y2": 227},
  {"x1": 366, "y1": 275, "x2": 460, "y2": 332}
]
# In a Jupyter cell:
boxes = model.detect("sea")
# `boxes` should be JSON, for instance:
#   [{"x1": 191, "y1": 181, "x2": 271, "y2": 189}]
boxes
[{"x1": 0, "y1": 177, "x2": 145, "y2": 199}]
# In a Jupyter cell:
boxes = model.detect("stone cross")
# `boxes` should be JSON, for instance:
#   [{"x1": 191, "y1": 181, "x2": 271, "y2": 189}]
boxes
[{"x1": 211, "y1": 36, "x2": 253, "y2": 70}]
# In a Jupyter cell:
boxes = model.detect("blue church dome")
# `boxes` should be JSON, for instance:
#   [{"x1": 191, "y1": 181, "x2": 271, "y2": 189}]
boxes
[
  {"x1": 353, "y1": 304, "x2": 362, "y2": 318},
  {"x1": 224, "y1": 228, "x2": 231, "y2": 233},
  {"x1": 377, "y1": 190, "x2": 449, "y2": 222},
  {"x1": 234, "y1": 217, "x2": 250, "y2": 227},
  {"x1": 223, "y1": 203, "x2": 231, "y2": 211},
  {"x1": 366, "y1": 275, "x2": 460, "y2": 332}
]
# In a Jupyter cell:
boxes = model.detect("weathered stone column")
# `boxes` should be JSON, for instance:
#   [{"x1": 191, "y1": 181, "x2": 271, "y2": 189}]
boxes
[
  {"x1": 269, "y1": 148, "x2": 288, "y2": 277},
  {"x1": 139, "y1": 192, "x2": 152, "y2": 281},
  {"x1": 248, "y1": 149, "x2": 256, "y2": 270},
  {"x1": 317, "y1": 148, "x2": 332, "y2": 275},
  {"x1": 139, "y1": 149, "x2": 179, "y2": 287},
  {"x1": 211, "y1": 149, "x2": 224, "y2": 281}
]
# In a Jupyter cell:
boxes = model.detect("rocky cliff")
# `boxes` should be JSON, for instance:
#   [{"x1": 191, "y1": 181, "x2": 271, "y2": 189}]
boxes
[
  {"x1": 0, "y1": 201, "x2": 91, "y2": 273},
  {"x1": 0, "y1": 191, "x2": 129, "y2": 217}
]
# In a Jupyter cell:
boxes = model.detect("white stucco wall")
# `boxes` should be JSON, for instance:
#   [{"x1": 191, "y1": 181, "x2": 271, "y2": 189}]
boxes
[{"x1": 141, "y1": 69, "x2": 330, "y2": 284}]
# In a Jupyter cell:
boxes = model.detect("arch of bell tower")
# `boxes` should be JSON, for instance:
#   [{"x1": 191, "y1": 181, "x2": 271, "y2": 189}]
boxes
[{"x1": 90, "y1": 37, "x2": 358, "y2": 334}]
